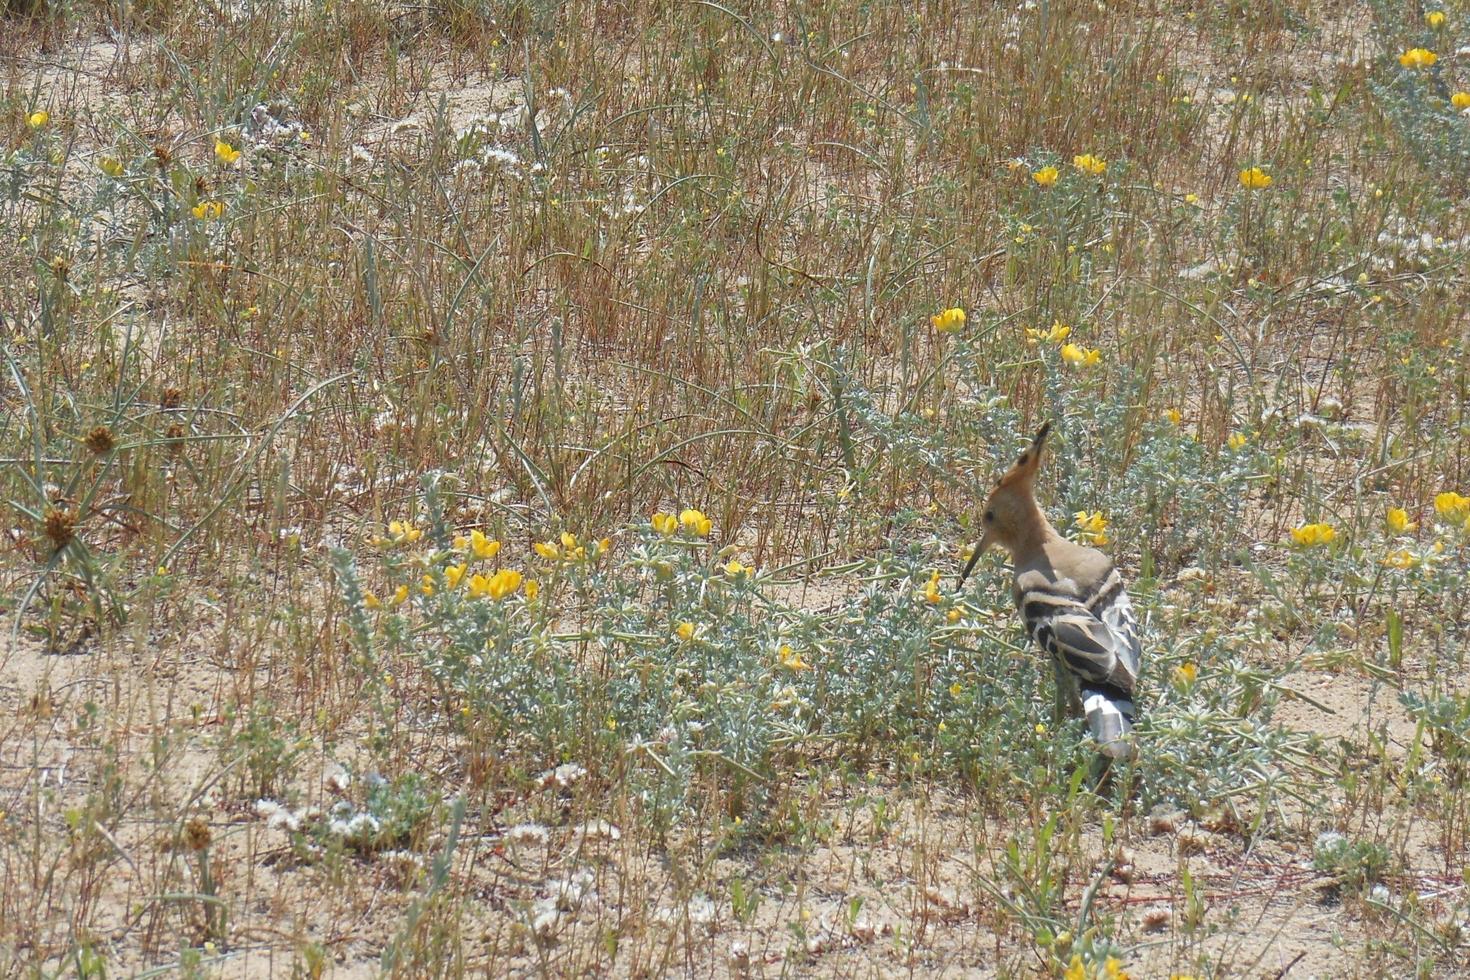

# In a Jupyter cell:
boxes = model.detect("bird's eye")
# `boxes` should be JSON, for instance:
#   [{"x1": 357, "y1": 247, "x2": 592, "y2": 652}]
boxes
[{"x1": 984, "y1": 510, "x2": 995, "y2": 523}]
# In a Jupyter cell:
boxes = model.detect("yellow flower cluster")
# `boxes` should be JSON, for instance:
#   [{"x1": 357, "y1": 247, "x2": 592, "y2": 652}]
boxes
[
  {"x1": 1453, "y1": 91, "x2": 1470, "y2": 109},
  {"x1": 777, "y1": 643, "x2": 811, "y2": 671},
  {"x1": 652, "y1": 508, "x2": 712, "y2": 537},
  {"x1": 99, "y1": 156, "x2": 124, "y2": 177},
  {"x1": 1172, "y1": 662, "x2": 1198, "y2": 687},
  {"x1": 1227, "y1": 432, "x2": 1248, "y2": 450},
  {"x1": 931, "y1": 307, "x2": 966, "y2": 333},
  {"x1": 468, "y1": 568, "x2": 523, "y2": 600},
  {"x1": 1399, "y1": 47, "x2": 1438, "y2": 69},
  {"x1": 1072, "y1": 153, "x2": 1106, "y2": 175},
  {"x1": 1025, "y1": 321, "x2": 1071, "y2": 344},
  {"x1": 1434, "y1": 491, "x2": 1470, "y2": 523},
  {"x1": 1385, "y1": 507, "x2": 1417, "y2": 534},
  {"x1": 1163, "y1": 407, "x2": 1183, "y2": 426},
  {"x1": 1073, "y1": 510, "x2": 1109, "y2": 546},
  {"x1": 453, "y1": 528, "x2": 502, "y2": 560},
  {"x1": 534, "y1": 531, "x2": 607, "y2": 562},
  {"x1": 1426, "y1": 10, "x2": 1447, "y2": 28},
  {"x1": 1064, "y1": 955, "x2": 1130, "y2": 980},
  {"x1": 921, "y1": 569, "x2": 943, "y2": 604},
  {"x1": 1238, "y1": 166, "x2": 1273, "y2": 190},
  {"x1": 1060, "y1": 342, "x2": 1101, "y2": 367},
  {"x1": 191, "y1": 201, "x2": 225, "y2": 221},
  {"x1": 1032, "y1": 165, "x2": 1059, "y2": 187},
  {"x1": 385, "y1": 519, "x2": 423, "y2": 546},
  {"x1": 27, "y1": 110, "x2": 49, "y2": 128},
  {"x1": 214, "y1": 138, "x2": 242, "y2": 165},
  {"x1": 1383, "y1": 549, "x2": 1419, "y2": 570},
  {"x1": 1289, "y1": 522, "x2": 1336, "y2": 548}
]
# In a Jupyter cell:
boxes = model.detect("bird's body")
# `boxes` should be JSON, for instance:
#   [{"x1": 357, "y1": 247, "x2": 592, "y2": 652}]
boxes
[{"x1": 958, "y1": 424, "x2": 1141, "y2": 760}]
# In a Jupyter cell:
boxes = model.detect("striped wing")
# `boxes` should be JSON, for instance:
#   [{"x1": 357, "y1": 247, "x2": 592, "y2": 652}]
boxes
[
  {"x1": 1022, "y1": 595, "x2": 1139, "y2": 696},
  {"x1": 1020, "y1": 570, "x2": 1142, "y2": 759}
]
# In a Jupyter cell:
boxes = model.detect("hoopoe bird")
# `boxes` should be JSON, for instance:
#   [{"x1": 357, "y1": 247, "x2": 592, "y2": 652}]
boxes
[{"x1": 957, "y1": 423, "x2": 1141, "y2": 760}]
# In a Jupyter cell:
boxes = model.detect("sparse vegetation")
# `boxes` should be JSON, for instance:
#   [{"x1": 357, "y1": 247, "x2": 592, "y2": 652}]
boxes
[{"x1": 2, "y1": 0, "x2": 1469, "y2": 975}]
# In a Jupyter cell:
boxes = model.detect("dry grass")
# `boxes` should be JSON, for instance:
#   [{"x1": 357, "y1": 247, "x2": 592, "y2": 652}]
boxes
[{"x1": 3, "y1": 0, "x2": 1470, "y2": 976}]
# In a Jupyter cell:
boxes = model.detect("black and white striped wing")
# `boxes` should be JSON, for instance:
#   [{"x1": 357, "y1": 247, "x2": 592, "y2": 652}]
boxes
[{"x1": 1022, "y1": 585, "x2": 1141, "y2": 759}]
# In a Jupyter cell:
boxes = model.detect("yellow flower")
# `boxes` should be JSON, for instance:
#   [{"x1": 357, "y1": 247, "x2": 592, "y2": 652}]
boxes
[
  {"x1": 214, "y1": 138, "x2": 241, "y2": 165},
  {"x1": 470, "y1": 529, "x2": 500, "y2": 559},
  {"x1": 1238, "y1": 166, "x2": 1273, "y2": 190},
  {"x1": 98, "y1": 156, "x2": 124, "y2": 177},
  {"x1": 1184, "y1": 192, "x2": 1199, "y2": 204},
  {"x1": 724, "y1": 559, "x2": 748, "y2": 577},
  {"x1": 363, "y1": 591, "x2": 382, "y2": 610},
  {"x1": 651, "y1": 511, "x2": 679, "y2": 536},
  {"x1": 525, "y1": 579, "x2": 539, "y2": 600},
  {"x1": 444, "y1": 563, "x2": 468, "y2": 589},
  {"x1": 931, "y1": 307, "x2": 966, "y2": 333},
  {"x1": 1063, "y1": 956, "x2": 1086, "y2": 980},
  {"x1": 420, "y1": 575, "x2": 436, "y2": 596},
  {"x1": 1072, "y1": 153, "x2": 1106, "y2": 175},
  {"x1": 679, "y1": 508, "x2": 712, "y2": 537},
  {"x1": 949, "y1": 681, "x2": 963, "y2": 697},
  {"x1": 1227, "y1": 432, "x2": 1248, "y2": 450},
  {"x1": 472, "y1": 569, "x2": 523, "y2": 599},
  {"x1": 1103, "y1": 958, "x2": 1129, "y2": 980},
  {"x1": 533, "y1": 540, "x2": 561, "y2": 559},
  {"x1": 27, "y1": 110, "x2": 49, "y2": 128},
  {"x1": 1399, "y1": 48, "x2": 1438, "y2": 69},
  {"x1": 191, "y1": 200, "x2": 225, "y2": 220},
  {"x1": 1059, "y1": 343, "x2": 1101, "y2": 367},
  {"x1": 676, "y1": 621, "x2": 696, "y2": 641},
  {"x1": 1426, "y1": 11, "x2": 1446, "y2": 28},
  {"x1": 778, "y1": 643, "x2": 812, "y2": 671},
  {"x1": 388, "y1": 519, "x2": 423, "y2": 545},
  {"x1": 1025, "y1": 321, "x2": 1071, "y2": 344},
  {"x1": 1434, "y1": 491, "x2": 1470, "y2": 522},
  {"x1": 1290, "y1": 522, "x2": 1337, "y2": 547},
  {"x1": 1383, "y1": 548, "x2": 1419, "y2": 570},
  {"x1": 1172, "y1": 662, "x2": 1198, "y2": 686},
  {"x1": 1163, "y1": 407, "x2": 1182, "y2": 426},
  {"x1": 921, "y1": 569, "x2": 943, "y2": 604},
  {"x1": 391, "y1": 584, "x2": 409, "y2": 605},
  {"x1": 1453, "y1": 91, "x2": 1470, "y2": 109},
  {"x1": 487, "y1": 568, "x2": 523, "y2": 599},
  {"x1": 1073, "y1": 510, "x2": 1109, "y2": 546},
  {"x1": 945, "y1": 608, "x2": 961, "y2": 623},
  {"x1": 1032, "y1": 165, "x2": 1059, "y2": 187},
  {"x1": 1386, "y1": 507, "x2": 1417, "y2": 534}
]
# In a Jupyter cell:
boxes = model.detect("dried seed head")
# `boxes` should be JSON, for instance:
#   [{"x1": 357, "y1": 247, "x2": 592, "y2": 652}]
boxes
[
  {"x1": 153, "y1": 144, "x2": 173, "y2": 168},
  {"x1": 183, "y1": 815, "x2": 212, "y2": 851},
  {"x1": 84, "y1": 425, "x2": 116, "y2": 455},
  {"x1": 49, "y1": 256, "x2": 70, "y2": 279},
  {"x1": 43, "y1": 507, "x2": 77, "y2": 551},
  {"x1": 160, "y1": 387, "x2": 183, "y2": 409},
  {"x1": 194, "y1": 174, "x2": 209, "y2": 196}
]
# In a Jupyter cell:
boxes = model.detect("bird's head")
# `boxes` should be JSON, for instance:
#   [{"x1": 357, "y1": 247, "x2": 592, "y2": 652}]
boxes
[{"x1": 957, "y1": 422, "x2": 1051, "y2": 586}]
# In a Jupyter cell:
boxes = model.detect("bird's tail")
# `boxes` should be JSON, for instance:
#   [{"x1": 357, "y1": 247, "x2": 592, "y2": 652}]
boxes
[{"x1": 1081, "y1": 685, "x2": 1135, "y2": 760}]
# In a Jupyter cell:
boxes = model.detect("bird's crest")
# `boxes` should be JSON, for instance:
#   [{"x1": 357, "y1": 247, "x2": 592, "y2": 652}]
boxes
[{"x1": 994, "y1": 421, "x2": 1051, "y2": 494}]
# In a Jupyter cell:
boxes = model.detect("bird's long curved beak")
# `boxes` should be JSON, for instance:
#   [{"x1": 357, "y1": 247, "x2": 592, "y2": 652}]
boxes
[{"x1": 956, "y1": 532, "x2": 992, "y2": 590}]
